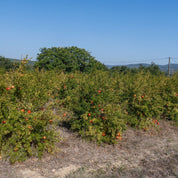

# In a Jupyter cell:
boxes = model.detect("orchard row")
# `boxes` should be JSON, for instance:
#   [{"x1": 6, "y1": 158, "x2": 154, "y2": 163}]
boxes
[{"x1": 0, "y1": 59, "x2": 177, "y2": 163}]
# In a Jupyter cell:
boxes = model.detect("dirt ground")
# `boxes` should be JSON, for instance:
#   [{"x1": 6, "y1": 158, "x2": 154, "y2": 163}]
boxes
[{"x1": 0, "y1": 120, "x2": 178, "y2": 178}]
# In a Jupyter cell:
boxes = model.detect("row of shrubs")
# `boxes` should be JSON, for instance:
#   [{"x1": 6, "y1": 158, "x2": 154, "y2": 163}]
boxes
[{"x1": 0, "y1": 59, "x2": 177, "y2": 163}]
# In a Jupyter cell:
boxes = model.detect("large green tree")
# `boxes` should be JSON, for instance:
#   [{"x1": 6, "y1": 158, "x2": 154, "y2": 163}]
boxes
[{"x1": 34, "y1": 46, "x2": 107, "y2": 72}]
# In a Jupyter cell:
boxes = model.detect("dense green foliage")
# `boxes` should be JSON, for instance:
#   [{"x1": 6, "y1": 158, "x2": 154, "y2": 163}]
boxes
[
  {"x1": 34, "y1": 46, "x2": 107, "y2": 72},
  {"x1": 0, "y1": 56, "x2": 12, "y2": 70},
  {"x1": 110, "y1": 63, "x2": 163, "y2": 75},
  {"x1": 0, "y1": 56, "x2": 19, "y2": 74},
  {"x1": 0, "y1": 55, "x2": 177, "y2": 163}
]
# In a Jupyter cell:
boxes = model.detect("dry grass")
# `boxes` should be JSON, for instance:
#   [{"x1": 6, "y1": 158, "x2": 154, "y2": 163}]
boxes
[{"x1": 0, "y1": 120, "x2": 178, "y2": 178}]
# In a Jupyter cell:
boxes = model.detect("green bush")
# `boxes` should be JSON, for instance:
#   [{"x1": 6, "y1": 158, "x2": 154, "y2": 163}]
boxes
[
  {"x1": 0, "y1": 58, "x2": 60, "y2": 163},
  {"x1": 55, "y1": 70, "x2": 178, "y2": 141}
]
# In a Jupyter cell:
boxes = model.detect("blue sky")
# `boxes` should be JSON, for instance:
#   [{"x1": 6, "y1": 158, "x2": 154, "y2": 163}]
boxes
[{"x1": 0, "y1": 0, "x2": 178, "y2": 65}]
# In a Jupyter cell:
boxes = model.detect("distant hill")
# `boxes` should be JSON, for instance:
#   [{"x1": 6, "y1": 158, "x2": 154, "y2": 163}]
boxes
[
  {"x1": 106, "y1": 63, "x2": 178, "y2": 73},
  {"x1": 7, "y1": 58, "x2": 36, "y2": 66}
]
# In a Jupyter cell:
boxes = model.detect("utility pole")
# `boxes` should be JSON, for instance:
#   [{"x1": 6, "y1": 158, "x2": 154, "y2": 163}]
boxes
[{"x1": 168, "y1": 57, "x2": 171, "y2": 77}]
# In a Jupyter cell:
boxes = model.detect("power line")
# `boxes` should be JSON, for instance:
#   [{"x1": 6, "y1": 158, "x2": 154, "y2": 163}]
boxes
[{"x1": 171, "y1": 59, "x2": 178, "y2": 63}]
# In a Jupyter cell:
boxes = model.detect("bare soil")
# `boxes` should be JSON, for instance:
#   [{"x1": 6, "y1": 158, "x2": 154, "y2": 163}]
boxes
[{"x1": 0, "y1": 120, "x2": 178, "y2": 178}]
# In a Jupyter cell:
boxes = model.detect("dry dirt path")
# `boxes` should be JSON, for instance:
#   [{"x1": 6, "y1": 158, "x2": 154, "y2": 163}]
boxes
[{"x1": 0, "y1": 120, "x2": 178, "y2": 178}]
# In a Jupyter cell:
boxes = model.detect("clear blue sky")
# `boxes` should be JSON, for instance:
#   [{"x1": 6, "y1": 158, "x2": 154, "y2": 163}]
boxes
[{"x1": 0, "y1": 0, "x2": 178, "y2": 65}]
